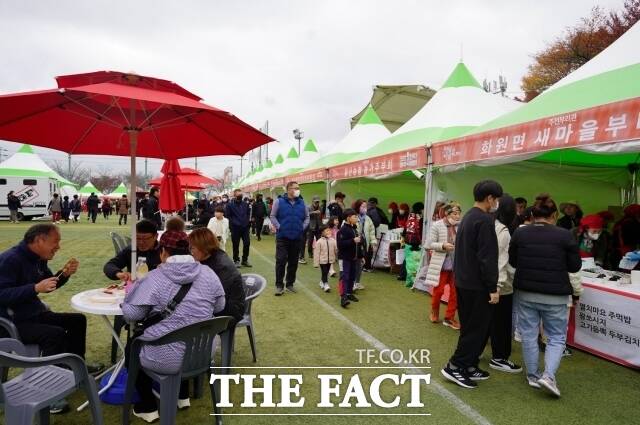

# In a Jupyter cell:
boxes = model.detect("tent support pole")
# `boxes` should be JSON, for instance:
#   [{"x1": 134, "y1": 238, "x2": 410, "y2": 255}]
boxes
[
  {"x1": 325, "y1": 170, "x2": 330, "y2": 215},
  {"x1": 129, "y1": 101, "x2": 138, "y2": 281},
  {"x1": 422, "y1": 147, "x2": 434, "y2": 243}
]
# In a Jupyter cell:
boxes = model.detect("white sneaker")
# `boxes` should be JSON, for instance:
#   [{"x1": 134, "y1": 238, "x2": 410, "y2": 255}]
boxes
[
  {"x1": 537, "y1": 376, "x2": 561, "y2": 397},
  {"x1": 354, "y1": 282, "x2": 365, "y2": 290},
  {"x1": 514, "y1": 330, "x2": 522, "y2": 342},
  {"x1": 527, "y1": 375, "x2": 541, "y2": 389},
  {"x1": 323, "y1": 283, "x2": 331, "y2": 293},
  {"x1": 133, "y1": 408, "x2": 160, "y2": 423},
  {"x1": 319, "y1": 281, "x2": 325, "y2": 290},
  {"x1": 177, "y1": 398, "x2": 191, "y2": 409}
]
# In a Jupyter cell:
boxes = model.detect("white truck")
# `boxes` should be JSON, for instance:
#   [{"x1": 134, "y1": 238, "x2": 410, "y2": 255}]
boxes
[{"x1": 0, "y1": 176, "x2": 59, "y2": 221}]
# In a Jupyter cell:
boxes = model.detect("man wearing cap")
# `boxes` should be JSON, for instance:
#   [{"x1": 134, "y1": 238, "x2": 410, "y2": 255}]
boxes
[
  {"x1": 300, "y1": 195, "x2": 323, "y2": 264},
  {"x1": 270, "y1": 181, "x2": 309, "y2": 295},
  {"x1": 557, "y1": 201, "x2": 583, "y2": 231},
  {"x1": 122, "y1": 229, "x2": 226, "y2": 421}
]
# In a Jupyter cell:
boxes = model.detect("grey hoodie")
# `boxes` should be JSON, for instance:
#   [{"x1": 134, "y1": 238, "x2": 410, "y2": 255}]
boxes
[{"x1": 122, "y1": 255, "x2": 225, "y2": 374}]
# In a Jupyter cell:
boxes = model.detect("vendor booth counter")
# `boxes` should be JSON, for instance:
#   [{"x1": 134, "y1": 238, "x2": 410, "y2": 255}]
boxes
[{"x1": 568, "y1": 275, "x2": 640, "y2": 369}]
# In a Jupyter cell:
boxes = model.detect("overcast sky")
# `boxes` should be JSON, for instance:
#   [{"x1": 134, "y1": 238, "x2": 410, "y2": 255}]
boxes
[{"x1": 0, "y1": 0, "x2": 624, "y2": 180}]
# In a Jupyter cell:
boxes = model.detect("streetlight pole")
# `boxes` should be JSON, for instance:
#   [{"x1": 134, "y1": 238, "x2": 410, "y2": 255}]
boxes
[{"x1": 292, "y1": 128, "x2": 304, "y2": 155}]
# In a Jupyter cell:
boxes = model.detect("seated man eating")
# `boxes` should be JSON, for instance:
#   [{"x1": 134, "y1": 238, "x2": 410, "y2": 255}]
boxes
[
  {"x1": 0, "y1": 223, "x2": 103, "y2": 414},
  {"x1": 104, "y1": 219, "x2": 161, "y2": 281}
]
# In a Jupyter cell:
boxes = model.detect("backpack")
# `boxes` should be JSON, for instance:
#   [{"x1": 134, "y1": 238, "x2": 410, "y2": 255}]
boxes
[{"x1": 404, "y1": 213, "x2": 422, "y2": 246}]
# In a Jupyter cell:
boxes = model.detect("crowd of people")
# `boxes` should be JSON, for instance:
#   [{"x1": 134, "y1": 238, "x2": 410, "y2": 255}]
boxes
[
  {"x1": 435, "y1": 180, "x2": 640, "y2": 398},
  {"x1": 2, "y1": 179, "x2": 639, "y2": 419}
]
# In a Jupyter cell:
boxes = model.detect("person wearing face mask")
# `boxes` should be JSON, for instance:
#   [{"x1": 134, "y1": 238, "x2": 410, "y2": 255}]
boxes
[
  {"x1": 353, "y1": 199, "x2": 377, "y2": 290},
  {"x1": 225, "y1": 189, "x2": 252, "y2": 267},
  {"x1": 574, "y1": 214, "x2": 607, "y2": 266},
  {"x1": 396, "y1": 203, "x2": 410, "y2": 229},
  {"x1": 426, "y1": 202, "x2": 462, "y2": 330},
  {"x1": 270, "y1": 181, "x2": 310, "y2": 295},
  {"x1": 441, "y1": 180, "x2": 502, "y2": 390},
  {"x1": 388, "y1": 202, "x2": 400, "y2": 230}
]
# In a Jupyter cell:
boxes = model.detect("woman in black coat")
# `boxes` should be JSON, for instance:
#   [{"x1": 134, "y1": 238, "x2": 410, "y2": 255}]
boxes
[{"x1": 188, "y1": 227, "x2": 246, "y2": 323}]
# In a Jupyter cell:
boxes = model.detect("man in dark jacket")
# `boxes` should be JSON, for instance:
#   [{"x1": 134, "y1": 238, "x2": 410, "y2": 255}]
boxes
[
  {"x1": 103, "y1": 220, "x2": 161, "y2": 280},
  {"x1": 143, "y1": 187, "x2": 161, "y2": 229},
  {"x1": 442, "y1": 180, "x2": 502, "y2": 390},
  {"x1": 327, "y1": 192, "x2": 346, "y2": 225},
  {"x1": 270, "y1": 182, "x2": 309, "y2": 295},
  {"x1": 0, "y1": 224, "x2": 102, "y2": 368},
  {"x1": 252, "y1": 194, "x2": 268, "y2": 241},
  {"x1": 225, "y1": 189, "x2": 252, "y2": 267},
  {"x1": 86, "y1": 192, "x2": 100, "y2": 223},
  {"x1": 366, "y1": 197, "x2": 389, "y2": 229},
  {"x1": 7, "y1": 190, "x2": 21, "y2": 223}
]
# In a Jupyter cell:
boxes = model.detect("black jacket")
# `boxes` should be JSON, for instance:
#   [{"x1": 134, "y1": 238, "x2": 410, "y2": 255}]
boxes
[
  {"x1": 144, "y1": 195, "x2": 161, "y2": 227},
  {"x1": 86, "y1": 194, "x2": 99, "y2": 211},
  {"x1": 337, "y1": 223, "x2": 362, "y2": 260},
  {"x1": 453, "y1": 207, "x2": 499, "y2": 293},
  {"x1": 509, "y1": 223, "x2": 582, "y2": 295},
  {"x1": 200, "y1": 250, "x2": 246, "y2": 322},
  {"x1": 103, "y1": 243, "x2": 162, "y2": 280},
  {"x1": 0, "y1": 241, "x2": 70, "y2": 322},
  {"x1": 253, "y1": 200, "x2": 267, "y2": 219},
  {"x1": 7, "y1": 194, "x2": 21, "y2": 211},
  {"x1": 193, "y1": 210, "x2": 213, "y2": 228},
  {"x1": 367, "y1": 204, "x2": 389, "y2": 228}
]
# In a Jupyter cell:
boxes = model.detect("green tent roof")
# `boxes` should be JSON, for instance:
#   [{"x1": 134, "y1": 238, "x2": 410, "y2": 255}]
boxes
[
  {"x1": 18, "y1": 144, "x2": 34, "y2": 154},
  {"x1": 356, "y1": 104, "x2": 384, "y2": 126},
  {"x1": 286, "y1": 147, "x2": 299, "y2": 159},
  {"x1": 303, "y1": 139, "x2": 318, "y2": 153},
  {"x1": 274, "y1": 154, "x2": 284, "y2": 164},
  {"x1": 441, "y1": 62, "x2": 481, "y2": 89}
]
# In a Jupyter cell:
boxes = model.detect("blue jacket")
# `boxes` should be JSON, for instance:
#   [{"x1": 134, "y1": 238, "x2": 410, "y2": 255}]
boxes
[
  {"x1": 225, "y1": 199, "x2": 251, "y2": 228},
  {"x1": 0, "y1": 241, "x2": 69, "y2": 322},
  {"x1": 272, "y1": 196, "x2": 307, "y2": 240}
]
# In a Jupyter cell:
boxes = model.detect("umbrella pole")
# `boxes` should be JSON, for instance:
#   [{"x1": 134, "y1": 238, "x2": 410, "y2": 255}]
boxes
[{"x1": 129, "y1": 131, "x2": 138, "y2": 280}]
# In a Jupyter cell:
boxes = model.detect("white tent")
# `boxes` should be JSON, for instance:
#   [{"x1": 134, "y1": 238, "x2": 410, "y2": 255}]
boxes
[
  {"x1": 0, "y1": 144, "x2": 73, "y2": 186},
  {"x1": 358, "y1": 62, "x2": 521, "y2": 160},
  {"x1": 302, "y1": 105, "x2": 391, "y2": 172}
]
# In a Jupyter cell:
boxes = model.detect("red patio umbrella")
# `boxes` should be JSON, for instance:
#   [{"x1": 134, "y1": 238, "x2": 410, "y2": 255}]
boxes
[
  {"x1": 148, "y1": 165, "x2": 219, "y2": 190},
  {"x1": 158, "y1": 159, "x2": 186, "y2": 213},
  {"x1": 0, "y1": 70, "x2": 273, "y2": 278}
]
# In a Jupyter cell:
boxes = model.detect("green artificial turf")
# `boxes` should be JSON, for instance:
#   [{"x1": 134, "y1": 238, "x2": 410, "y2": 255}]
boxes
[{"x1": 0, "y1": 218, "x2": 638, "y2": 424}]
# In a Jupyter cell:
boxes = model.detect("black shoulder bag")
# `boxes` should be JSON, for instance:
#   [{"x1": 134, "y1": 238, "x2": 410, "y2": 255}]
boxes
[{"x1": 131, "y1": 283, "x2": 193, "y2": 337}]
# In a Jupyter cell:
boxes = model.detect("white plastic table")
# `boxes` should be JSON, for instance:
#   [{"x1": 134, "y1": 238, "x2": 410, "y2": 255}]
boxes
[{"x1": 71, "y1": 287, "x2": 126, "y2": 411}]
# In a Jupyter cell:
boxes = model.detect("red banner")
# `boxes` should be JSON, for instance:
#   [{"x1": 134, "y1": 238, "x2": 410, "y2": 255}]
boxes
[
  {"x1": 288, "y1": 168, "x2": 328, "y2": 184},
  {"x1": 432, "y1": 98, "x2": 640, "y2": 166},
  {"x1": 329, "y1": 148, "x2": 427, "y2": 181}
]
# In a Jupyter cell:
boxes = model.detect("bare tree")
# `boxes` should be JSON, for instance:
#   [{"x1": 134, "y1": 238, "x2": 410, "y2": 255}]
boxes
[{"x1": 48, "y1": 159, "x2": 91, "y2": 185}]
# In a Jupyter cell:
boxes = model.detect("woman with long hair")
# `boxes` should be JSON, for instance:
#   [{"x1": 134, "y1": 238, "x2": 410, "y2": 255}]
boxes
[{"x1": 489, "y1": 194, "x2": 522, "y2": 373}]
